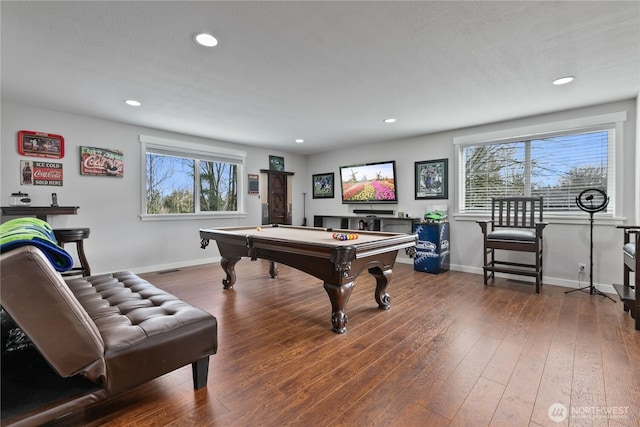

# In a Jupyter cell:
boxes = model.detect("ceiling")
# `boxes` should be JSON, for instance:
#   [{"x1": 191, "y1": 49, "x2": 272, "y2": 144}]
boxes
[{"x1": 2, "y1": 1, "x2": 639, "y2": 155}]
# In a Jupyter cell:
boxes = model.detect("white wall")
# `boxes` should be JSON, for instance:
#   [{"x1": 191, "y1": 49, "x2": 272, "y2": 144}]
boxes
[
  {"x1": 636, "y1": 93, "x2": 640, "y2": 224},
  {"x1": 306, "y1": 99, "x2": 638, "y2": 291},
  {"x1": 1, "y1": 102, "x2": 307, "y2": 274},
  {"x1": 2, "y1": 99, "x2": 637, "y2": 290}
]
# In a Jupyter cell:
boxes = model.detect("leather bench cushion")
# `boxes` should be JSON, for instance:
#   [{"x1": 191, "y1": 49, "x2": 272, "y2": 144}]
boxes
[
  {"x1": 65, "y1": 272, "x2": 217, "y2": 393},
  {"x1": 0, "y1": 246, "x2": 105, "y2": 379},
  {"x1": 623, "y1": 242, "x2": 636, "y2": 259},
  {"x1": 488, "y1": 228, "x2": 536, "y2": 242}
]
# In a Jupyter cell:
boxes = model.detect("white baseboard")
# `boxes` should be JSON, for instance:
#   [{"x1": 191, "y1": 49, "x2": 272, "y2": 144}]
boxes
[
  {"x1": 447, "y1": 263, "x2": 616, "y2": 295},
  {"x1": 125, "y1": 257, "x2": 220, "y2": 275},
  {"x1": 120, "y1": 256, "x2": 617, "y2": 296}
]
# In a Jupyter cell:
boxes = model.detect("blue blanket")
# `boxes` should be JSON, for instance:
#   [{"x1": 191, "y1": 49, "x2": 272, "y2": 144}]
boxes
[{"x1": 0, "y1": 218, "x2": 73, "y2": 272}]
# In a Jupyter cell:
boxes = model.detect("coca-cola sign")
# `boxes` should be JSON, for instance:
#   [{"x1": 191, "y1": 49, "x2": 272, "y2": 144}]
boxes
[
  {"x1": 20, "y1": 160, "x2": 64, "y2": 186},
  {"x1": 80, "y1": 146, "x2": 124, "y2": 177}
]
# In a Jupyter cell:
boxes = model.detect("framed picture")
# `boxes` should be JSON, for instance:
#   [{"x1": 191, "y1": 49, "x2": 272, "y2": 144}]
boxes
[
  {"x1": 415, "y1": 159, "x2": 448, "y2": 199},
  {"x1": 79, "y1": 146, "x2": 124, "y2": 177},
  {"x1": 312, "y1": 172, "x2": 334, "y2": 199},
  {"x1": 248, "y1": 174, "x2": 259, "y2": 194},
  {"x1": 17, "y1": 130, "x2": 65, "y2": 159},
  {"x1": 269, "y1": 155, "x2": 285, "y2": 171}
]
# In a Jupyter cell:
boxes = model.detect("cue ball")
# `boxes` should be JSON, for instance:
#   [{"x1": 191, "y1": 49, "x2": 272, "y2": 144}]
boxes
[{"x1": 256, "y1": 226, "x2": 262, "y2": 231}]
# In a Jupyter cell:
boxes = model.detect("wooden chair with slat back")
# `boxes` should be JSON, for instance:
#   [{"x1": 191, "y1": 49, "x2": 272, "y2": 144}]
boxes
[
  {"x1": 613, "y1": 226, "x2": 639, "y2": 330},
  {"x1": 477, "y1": 196, "x2": 547, "y2": 293}
]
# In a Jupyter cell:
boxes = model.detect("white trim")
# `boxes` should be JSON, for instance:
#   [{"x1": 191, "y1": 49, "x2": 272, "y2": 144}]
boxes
[
  {"x1": 453, "y1": 212, "x2": 625, "y2": 226},
  {"x1": 139, "y1": 212, "x2": 247, "y2": 221},
  {"x1": 454, "y1": 110, "x2": 627, "y2": 218},
  {"x1": 452, "y1": 111, "x2": 627, "y2": 146},
  {"x1": 139, "y1": 134, "x2": 247, "y2": 159},
  {"x1": 122, "y1": 257, "x2": 221, "y2": 276},
  {"x1": 447, "y1": 263, "x2": 615, "y2": 294},
  {"x1": 139, "y1": 134, "x2": 246, "y2": 218}
]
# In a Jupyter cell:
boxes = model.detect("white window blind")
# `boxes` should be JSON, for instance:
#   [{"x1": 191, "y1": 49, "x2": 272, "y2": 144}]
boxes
[{"x1": 457, "y1": 126, "x2": 616, "y2": 214}]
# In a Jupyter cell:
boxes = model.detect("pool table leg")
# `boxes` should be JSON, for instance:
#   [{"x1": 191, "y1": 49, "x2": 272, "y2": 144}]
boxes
[
  {"x1": 268, "y1": 261, "x2": 279, "y2": 278},
  {"x1": 220, "y1": 257, "x2": 241, "y2": 289},
  {"x1": 369, "y1": 266, "x2": 392, "y2": 309},
  {"x1": 323, "y1": 281, "x2": 354, "y2": 334}
]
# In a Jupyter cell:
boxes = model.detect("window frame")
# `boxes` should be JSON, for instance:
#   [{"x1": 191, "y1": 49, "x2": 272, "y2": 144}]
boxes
[
  {"x1": 139, "y1": 135, "x2": 247, "y2": 221},
  {"x1": 453, "y1": 111, "x2": 627, "y2": 224}
]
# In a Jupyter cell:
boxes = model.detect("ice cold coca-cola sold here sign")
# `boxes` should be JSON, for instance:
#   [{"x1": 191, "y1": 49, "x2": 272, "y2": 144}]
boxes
[{"x1": 29, "y1": 161, "x2": 63, "y2": 186}]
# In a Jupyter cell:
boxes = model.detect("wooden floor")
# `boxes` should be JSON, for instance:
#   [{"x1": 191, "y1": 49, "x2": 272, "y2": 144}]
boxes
[{"x1": 50, "y1": 260, "x2": 639, "y2": 427}]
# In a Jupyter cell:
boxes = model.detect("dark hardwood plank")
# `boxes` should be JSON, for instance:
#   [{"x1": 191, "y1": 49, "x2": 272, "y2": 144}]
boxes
[
  {"x1": 529, "y1": 294, "x2": 576, "y2": 426},
  {"x1": 45, "y1": 261, "x2": 640, "y2": 427}
]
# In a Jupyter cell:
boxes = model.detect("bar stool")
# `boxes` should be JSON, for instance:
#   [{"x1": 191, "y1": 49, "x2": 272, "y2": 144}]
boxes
[{"x1": 53, "y1": 228, "x2": 91, "y2": 277}]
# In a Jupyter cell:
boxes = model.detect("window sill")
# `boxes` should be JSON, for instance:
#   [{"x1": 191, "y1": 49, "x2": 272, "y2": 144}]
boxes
[
  {"x1": 139, "y1": 212, "x2": 248, "y2": 221},
  {"x1": 453, "y1": 212, "x2": 625, "y2": 226}
]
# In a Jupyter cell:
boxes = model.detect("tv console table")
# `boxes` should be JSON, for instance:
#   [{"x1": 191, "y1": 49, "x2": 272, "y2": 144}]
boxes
[{"x1": 313, "y1": 214, "x2": 421, "y2": 233}]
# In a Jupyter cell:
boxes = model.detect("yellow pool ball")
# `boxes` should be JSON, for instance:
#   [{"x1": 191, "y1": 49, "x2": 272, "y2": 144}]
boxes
[{"x1": 256, "y1": 226, "x2": 262, "y2": 231}]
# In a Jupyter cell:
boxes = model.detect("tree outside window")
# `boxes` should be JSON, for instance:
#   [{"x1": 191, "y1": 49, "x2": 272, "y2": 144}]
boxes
[
  {"x1": 146, "y1": 153, "x2": 238, "y2": 215},
  {"x1": 199, "y1": 160, "x2": 237, "y2": 212}
]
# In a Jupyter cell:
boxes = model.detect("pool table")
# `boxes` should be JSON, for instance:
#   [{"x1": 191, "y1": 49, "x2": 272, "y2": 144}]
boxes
[{"x1": 199, "y1": 224, "x2": 417, "y2": 333}]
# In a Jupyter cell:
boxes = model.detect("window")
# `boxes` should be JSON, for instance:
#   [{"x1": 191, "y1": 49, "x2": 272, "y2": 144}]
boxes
[
  {"x1": 455, "y1": 112, "x2": 626, "y2": 215},
  {"x1": 140, "y1": 135, "x2": 246, "y2": 218}
]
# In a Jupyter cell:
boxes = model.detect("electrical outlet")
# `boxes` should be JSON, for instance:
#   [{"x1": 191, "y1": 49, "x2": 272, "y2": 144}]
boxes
[{"x1": 578, "y1": 263, "x2": 586, "y2": 273}]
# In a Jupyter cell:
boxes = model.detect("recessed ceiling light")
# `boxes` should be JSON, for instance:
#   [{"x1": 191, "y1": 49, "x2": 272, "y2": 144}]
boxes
[
  {"x1": 295, "y1": 139, "x2": 304, "y2": 144},
  {"x1": 124, "y1": 99, "x2": 141, "y2": 107},
  {"x1": 194, "y1": 33, "x2": 218, "y2": 47},
  {"x1": 383, "y1": 118, "x2": 397, "y2": 124},
  {"x1": 552, "y1": 76, "x2": 575, "y2": 85}
]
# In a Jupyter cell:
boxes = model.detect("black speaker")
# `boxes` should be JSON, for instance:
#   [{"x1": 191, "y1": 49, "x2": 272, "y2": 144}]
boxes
[{"x1": 353, "y1": 209, "x2": 394, "y2": 215}]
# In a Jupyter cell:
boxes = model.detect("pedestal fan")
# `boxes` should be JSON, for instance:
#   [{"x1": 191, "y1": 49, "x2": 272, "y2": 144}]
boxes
[{"x1": 565, "y1": 188, "x2": 615, "y2": 302}]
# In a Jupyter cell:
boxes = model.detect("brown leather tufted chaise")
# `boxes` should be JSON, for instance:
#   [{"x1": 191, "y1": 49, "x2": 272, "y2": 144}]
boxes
[{"x1": 1, "y1": 245, "x2": 218, "y2": 426}]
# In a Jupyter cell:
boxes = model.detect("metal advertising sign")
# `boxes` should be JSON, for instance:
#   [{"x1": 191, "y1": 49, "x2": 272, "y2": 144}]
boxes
[
  {"x1": 17, "y1": 130, "x2": 65, "y2": 159},
  {"x1": 79, "y1": 146, "x2": 124, "y2": 177},
  {"x1": 20, "y1": 160, "x2": 63, "y2": 186}
]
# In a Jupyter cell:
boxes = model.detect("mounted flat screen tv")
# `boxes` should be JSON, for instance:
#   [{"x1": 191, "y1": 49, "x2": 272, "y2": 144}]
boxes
[{"x1": 339, "y1": 160, "x2": 398, "y2": 204}]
